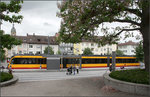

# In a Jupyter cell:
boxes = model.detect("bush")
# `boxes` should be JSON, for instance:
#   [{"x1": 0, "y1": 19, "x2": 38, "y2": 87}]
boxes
[
  {"x1": 109, "y1": 69, "x2": 149, "y2": 85},
  {"x1": 0, "y1": 72, "x2": 13, "y2": 82}
]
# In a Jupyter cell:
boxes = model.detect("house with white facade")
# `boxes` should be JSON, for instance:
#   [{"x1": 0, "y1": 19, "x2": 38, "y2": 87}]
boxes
[
  {"x1": 6, "y1": 25, "x2": 59, "y2": 58},
  {"x1": 118, "y1": 41, "x2": 138, "y2": 55}
]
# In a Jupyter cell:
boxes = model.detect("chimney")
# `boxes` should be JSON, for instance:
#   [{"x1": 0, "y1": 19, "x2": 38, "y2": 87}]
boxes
[
  {"x1": 55, "y1": 33, "x2": 59, "y2": 37},
  {"x1": 33, "y1": 33, "x2": 35, "y2": 36},
  {"x1": 27, "y1": 33, "x2": 28, "y2": 36}
]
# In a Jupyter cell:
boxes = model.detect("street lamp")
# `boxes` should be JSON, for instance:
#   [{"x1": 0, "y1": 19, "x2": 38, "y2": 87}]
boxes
[{"x1": 47, "y1": 35, "x2": 50, "y2": 54}]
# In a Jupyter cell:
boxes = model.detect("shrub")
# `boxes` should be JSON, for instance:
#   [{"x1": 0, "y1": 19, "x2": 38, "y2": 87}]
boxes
[
  {"x1": 109, "y1": 69, "x2": 149, "y2": 85},
  {"x1": 0, "y1": 72, "x2": 13, "y2": 82}
]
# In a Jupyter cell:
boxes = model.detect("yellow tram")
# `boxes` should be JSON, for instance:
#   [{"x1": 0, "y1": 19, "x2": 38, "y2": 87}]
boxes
[
  {"x1": 8, "y1": 55, "x2": 47, "y2": 69},
  {"x1": 8, "y1": 55, "x2": 140, "y2": 69}
]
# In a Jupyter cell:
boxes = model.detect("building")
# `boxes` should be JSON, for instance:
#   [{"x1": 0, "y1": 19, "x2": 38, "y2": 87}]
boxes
[
  {"x1": 118, "y1": 41, "x2": 138, "y2": 55},
  {"x1": 73, "y1": 38, "x2": 117, "y2": 55},
  {"x1": 7, "y1": 25, "x2": 59, "y2": 58},
  {"x1": 59, "y1": 43, "x2": 74, "y2": 55}
]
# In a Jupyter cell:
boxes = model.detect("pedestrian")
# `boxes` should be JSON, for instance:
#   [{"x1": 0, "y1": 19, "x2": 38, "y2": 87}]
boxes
[
  {"x1": 70, "y1": 65, "x2": 72, "y2": 74},
  {"x1": 109, "y1": 64, "x2": 112, "y2": 72},
  {"x1": 76, "y1": 65, "x2": 79, "y2": 74},
  {"x1": 73, "y1": 65, "x2": 76, "y2": 75}
]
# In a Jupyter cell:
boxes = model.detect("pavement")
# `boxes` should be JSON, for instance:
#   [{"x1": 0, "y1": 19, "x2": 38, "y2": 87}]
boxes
[{"x1": 1, "y1": 68, "x2": 145, "y2": 96}]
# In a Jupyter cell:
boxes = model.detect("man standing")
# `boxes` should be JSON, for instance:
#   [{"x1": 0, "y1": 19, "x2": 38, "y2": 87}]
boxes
[{"x1": 76, "y1": 65, "x2": 79, "y2": 74}]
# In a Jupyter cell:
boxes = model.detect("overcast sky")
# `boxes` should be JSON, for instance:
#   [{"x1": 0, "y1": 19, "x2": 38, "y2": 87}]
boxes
[
  {"x1": 2, "y1": 1, "x2": 141, "y2": 43},
  {"x1": 2, "y1": 1, "x2": 61, "y2": 36}
]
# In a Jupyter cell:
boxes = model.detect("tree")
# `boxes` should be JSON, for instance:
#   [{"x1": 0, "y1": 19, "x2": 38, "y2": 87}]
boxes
[
  {"x1": 57, "y1": 0, "x2": 150, "y2": 72},
  {"x1": 44, "y1": 46, "x2": 54, "y2": 55},
  {"x1": 0, "y1": 0, "x2": 23, "y2": 61},
  {"x1": 116, "y1": 50, "x2": 124, "y2": 56},
  {"x1": 83, "y1": 48, "x2": 93, "y2": 55},
  {"x1": 134, "y1": 42, "x2": 144, "y2": 62},
  {"x1": 57, "y1": 50, "x2": 61, "y2": 55}
]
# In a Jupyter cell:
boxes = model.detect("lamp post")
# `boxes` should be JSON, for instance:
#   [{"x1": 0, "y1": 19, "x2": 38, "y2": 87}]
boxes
[{"x1": 47, "y1": 35, "x2": 50, "y2": 55}]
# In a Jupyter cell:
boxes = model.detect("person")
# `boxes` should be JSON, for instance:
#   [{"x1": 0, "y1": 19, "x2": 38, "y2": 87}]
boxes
[
  {"x1": 76, "y1": 65, "x2": 79, "y2": 74},
  {"x1": 73, "y1": 65, "x2": 76, "y2": 75},
  {"x1": 109, "y1": 64, "x2": 112, "y2": 72}
]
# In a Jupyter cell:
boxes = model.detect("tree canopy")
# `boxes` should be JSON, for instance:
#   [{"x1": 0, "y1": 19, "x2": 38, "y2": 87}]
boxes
[
  {"x1": 57, "y1": 0, "x2": 150, "y2": 72},
  {"x1": 0, "y1": 0, "x2": 23, "y2": 61},
  {"x1": 83, "y1": 48, "x2": 93, "y2": 55},
  {"x1": 134, "y1": 42, "x2": 144, "y2": 62},
  {"x1": 116, "y1": 50, "x2": 124, "y2": 56},
  {"x1": 44, "y1": 46, "x2": 54, "y2": 55}
]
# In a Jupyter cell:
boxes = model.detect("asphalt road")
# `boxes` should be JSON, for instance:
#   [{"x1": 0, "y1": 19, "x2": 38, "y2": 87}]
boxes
[{"x1": 1, "y1": 69, "x2": 144, "y2": 96}]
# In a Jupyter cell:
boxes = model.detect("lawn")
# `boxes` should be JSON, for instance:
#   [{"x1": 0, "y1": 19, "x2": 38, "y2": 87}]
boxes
[
  {"x1": 0, "y1": 72, "x2": 13, "y2": 82},
  {"x1": 109, "y1": 69, "x2": 150, "y2": 85}
]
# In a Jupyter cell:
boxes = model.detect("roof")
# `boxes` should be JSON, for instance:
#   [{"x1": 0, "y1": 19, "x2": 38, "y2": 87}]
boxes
[
  {"x1": 118, "y1": 41, "x2": 138, "y2": 46},
  {"x1": 81, "y1": 36, "x2": 102, "y2": 42},
  {"x1": 13, "y1": 34, "x2": 58, "y2": 45}
]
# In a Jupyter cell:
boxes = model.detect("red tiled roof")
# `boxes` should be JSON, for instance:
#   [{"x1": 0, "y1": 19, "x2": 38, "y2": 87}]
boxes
[
  {"x1": 118, "y1": 41, "x2": 138, "y2": 46},
  {"x1": 13, "y1": 34, "x2": 58, "y2": 45}
]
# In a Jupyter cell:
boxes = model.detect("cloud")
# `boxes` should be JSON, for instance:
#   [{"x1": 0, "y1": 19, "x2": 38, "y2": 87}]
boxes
[
  {"x1": 43, "y1": 22, "x2": 52, "y2": 26},
  {"x1": 2, "y1": 1, "x2": 61, "y2": 37}
]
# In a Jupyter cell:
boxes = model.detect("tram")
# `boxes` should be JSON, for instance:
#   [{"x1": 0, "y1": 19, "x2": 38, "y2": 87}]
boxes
[
  {"x1": 64, "y1": 56, "x2": 140, "y2": 68},
  {"x1": 7, "y1": 55, "x2": 140, "y2": 69},
  {"x1": 7, "y1": 55, "x2": 47, "y2": 69}
]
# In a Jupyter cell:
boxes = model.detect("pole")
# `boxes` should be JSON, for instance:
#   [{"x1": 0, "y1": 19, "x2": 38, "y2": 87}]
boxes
[
  {"x1": 48, "y1": 35, "x2": 50, "y2": 54},
  {"x1": 112, "y1": 51, "x2": 116, "y2": 71}
]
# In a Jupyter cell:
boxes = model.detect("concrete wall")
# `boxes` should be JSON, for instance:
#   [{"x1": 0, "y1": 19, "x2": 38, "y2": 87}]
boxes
[{"x1": 103, "y1": 73, "x2": 150, "y2": 96}]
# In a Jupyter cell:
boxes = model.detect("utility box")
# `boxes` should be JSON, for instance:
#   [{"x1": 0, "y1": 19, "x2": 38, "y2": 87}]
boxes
[{"x1": 44, "y1": 55, "x2": 60, "y2": 70}]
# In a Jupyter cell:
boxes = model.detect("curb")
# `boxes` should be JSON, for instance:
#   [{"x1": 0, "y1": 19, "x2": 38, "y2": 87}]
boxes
[
  {"x1": 103, "y1": 73, "x2": 150, "y2": 96},
  {"x1": 0, "y1": 75, "x2": 18, "y2": 87}
]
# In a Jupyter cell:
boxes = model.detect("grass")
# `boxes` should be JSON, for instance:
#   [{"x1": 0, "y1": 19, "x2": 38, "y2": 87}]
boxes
[
  {"x1": 0, "y1": 72, "x2": 13, "y2": 82},
  {"x1": 109, "y1": 69, "x2": 150, "y2": 85}
]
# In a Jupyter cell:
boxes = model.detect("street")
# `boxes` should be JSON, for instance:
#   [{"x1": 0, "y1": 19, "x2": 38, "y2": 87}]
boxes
[
  {"x1": 13, "y1": 69, "x2": 107, "y2": 82},
  {"x1": 1, "y1": 69, "x2": 143, "y2": 96}
]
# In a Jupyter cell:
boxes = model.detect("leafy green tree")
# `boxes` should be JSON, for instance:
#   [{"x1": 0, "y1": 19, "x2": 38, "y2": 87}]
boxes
[
  {"x1": 116, "y1": 50, "x2": 124, "y2": 56},
  {"x1": 83, "y1": 48, "x2": 93, "y2": 55},
  {"x1": 0, "y1": 0, "x2": 23, "y2": 61},
  {"x1": 57, "y1": 50, "x2": 61, "y2": 55},
  {"x1": 44, "y1": 46, "x2": 54, "y2": 55},
  {"x1": 57, "y1": 0, "x2": 150, "y2": 72},
  {"x1": 134, "y1": 42, "x2": 144, "y2": 62}
]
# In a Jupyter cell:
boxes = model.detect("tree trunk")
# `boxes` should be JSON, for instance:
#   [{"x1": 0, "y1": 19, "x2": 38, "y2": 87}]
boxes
[{"x1": 141, "y1": 0, "x2": 150, "y2": 72}]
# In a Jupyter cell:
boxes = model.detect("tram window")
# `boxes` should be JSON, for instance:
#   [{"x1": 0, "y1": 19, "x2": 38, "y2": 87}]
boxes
[
  {"x1": 82, "y1": 58, "x2": 107, "y2": 64},
  {"x1": 11, "y1": 59, "x2": 14, "y2": 64}
]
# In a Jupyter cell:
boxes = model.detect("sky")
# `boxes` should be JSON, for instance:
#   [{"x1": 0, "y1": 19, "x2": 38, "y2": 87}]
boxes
[{"x1": 2, "y1": 1, "x2": 142, "y2": 43}]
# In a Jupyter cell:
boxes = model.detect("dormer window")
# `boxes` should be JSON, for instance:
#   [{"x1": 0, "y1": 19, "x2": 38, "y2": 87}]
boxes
[{"x1": 37, "y1": 39, "x2": 41, "y2": 42}]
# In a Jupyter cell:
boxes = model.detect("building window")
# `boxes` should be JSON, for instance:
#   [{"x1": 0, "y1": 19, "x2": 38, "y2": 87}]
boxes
[
  {"x1": 123, "y1": 50, "x2": 127, "y2": 53},
  {"x1": 82, "y1": 43, "x2": 84, "y2": 46},
  {"x1": 36, "y1": 45, "x2": 41, "y2": 48},
  {"x1": 23, "y1": 44, "x2": 26, "y2": 47},
  {"x1": 23, "y1": 39, "x2": 26, "y2": 42},
  {"x1": 86, "y1": 43, "x2": 88, "y2": 46},
  {"x1": 19, "y1": 51, "x2": 22, "y2": 54},
  {"x1": 29, "y1": 45, "x2": 33, "y2": 48},
  {"x1": 19, "y1": 45, "x2": 22, "y2": 48},
  {"x1": 37, "y1": 39, "x2": 41, "y2": 42},
  {"x1": 131, "y1": 50, "x2": 134, "y2": 52},
  {"x1": 91, "y1": 48, "x2": 94, "y2": 51},
  {"x1": 36, "y1": 51, "x2": 41, "y2": 54},
  {"x1": 29, "y1": 52, "x2": 33, "y2": 54},
  {"x1": 23, "y1": 50, "x2": 26, "y2": 54},
  {"x1": 30, "y1": 39, "x2": 32, "y2": 41}
]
